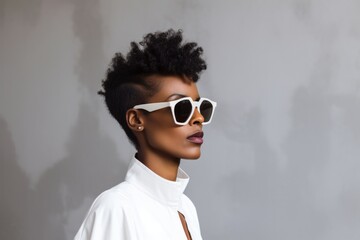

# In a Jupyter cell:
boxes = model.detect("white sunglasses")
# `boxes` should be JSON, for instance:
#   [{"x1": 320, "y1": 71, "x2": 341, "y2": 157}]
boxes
[{"x1": 133, "y1": 97, "x2": 217, "y2": 125}]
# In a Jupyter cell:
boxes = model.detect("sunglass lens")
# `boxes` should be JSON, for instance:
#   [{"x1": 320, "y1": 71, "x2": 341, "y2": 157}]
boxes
[
  {"x1": 174, "y1": 99, "x2": 192, "y2": 123},
  {"x1": 200, "y1": 100, "x2": 213, "y2": 122}
]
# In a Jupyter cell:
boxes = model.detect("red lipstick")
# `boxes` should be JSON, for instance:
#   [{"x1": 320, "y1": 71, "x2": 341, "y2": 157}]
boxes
[{"x1": 187, "y1": 131, "x2": 204, "y2": 144}]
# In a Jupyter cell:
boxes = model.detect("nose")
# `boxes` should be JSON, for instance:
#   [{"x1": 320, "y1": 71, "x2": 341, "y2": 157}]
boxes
[{"x1": 189, "y1": 108, "x2": 204, "y2": 126}]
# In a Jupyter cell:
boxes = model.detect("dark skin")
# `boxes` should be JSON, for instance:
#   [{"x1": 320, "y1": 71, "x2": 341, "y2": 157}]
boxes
[{"x1": 126, "y1": 75, "x2": 204, "y2": 240}]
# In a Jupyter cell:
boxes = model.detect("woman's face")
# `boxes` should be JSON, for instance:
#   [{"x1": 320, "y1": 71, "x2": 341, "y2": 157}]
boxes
[{"x1": 139, "y1": 75, "x2": 205, "y2": 160}]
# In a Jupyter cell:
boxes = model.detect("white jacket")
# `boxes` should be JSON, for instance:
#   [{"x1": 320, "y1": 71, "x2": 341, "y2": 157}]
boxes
[{"x1": 74, "y1": 156, "x2": 202, "y2": 240}]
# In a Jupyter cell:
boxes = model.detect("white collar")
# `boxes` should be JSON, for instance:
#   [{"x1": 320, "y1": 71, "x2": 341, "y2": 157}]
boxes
[{"x1": 125, "y1": 155, "x2": 190, "y2": 209}]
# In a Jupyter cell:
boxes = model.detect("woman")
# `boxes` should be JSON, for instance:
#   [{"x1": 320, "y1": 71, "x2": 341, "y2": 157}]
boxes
[{"x1": 74, "y1": 29, "x2": 216, "y2": 240}]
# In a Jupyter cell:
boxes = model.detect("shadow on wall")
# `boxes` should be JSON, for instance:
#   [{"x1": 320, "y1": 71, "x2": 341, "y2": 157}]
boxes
[
  {"x1": 32, "y1": 102, "x2": 127, "y2": 240},
  {"x1": 214, "y1": 52, "x2": 360, "y2": 240},
  {"x1": 215, "y1": 55, "x2": 335, "y2": 240},
  {"x1": 0, "y1": 116, "x2": 30, "y2": 240},
  {"x1": 0, "y1": 0, "x2": 129, "y2": 239},
  {"x1": 0, "y1": 105, "x2": 127, "y2": 240}
]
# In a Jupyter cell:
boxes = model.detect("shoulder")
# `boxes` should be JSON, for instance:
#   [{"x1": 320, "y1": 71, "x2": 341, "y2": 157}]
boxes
[
  {"x1": 74, "y1": 182, "x2": 136, "y2": 239},
  {"x1": 81, "y1": 181, "x2": 137, "y2": 224},
  {"x1": 90, "y1": 182, "x2": 133, "y2": 211}
]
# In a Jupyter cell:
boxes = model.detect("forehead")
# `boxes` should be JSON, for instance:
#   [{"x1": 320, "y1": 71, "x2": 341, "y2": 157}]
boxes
[{"x1": 147, "y1": 75, "x2": 200, "y2": 101}]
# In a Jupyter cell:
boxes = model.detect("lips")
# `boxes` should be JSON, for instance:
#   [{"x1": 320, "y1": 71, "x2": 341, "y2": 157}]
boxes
[{"x1": 187, "y1": 131, "x2": 204, "y2": 144}]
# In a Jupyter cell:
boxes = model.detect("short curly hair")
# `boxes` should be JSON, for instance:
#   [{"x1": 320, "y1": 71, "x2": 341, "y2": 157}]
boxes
[{"x1": 98, "y1": 29, "x2": 207, "y2": 148}]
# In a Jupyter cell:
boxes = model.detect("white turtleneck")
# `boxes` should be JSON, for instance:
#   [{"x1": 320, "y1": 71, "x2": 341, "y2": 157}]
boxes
[{"x1": 74, "y1": 156, "x2": 202, "y2": 240}]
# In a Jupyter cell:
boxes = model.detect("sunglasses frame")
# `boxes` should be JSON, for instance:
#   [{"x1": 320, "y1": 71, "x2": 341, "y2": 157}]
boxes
[{"x1": 133, "y1": 97, "x2": 217, "y2": 126}]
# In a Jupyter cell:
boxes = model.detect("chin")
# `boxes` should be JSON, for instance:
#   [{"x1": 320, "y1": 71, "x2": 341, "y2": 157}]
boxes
[{"x1": 181, "y1": 149, "x2": 201, "y2": 160}]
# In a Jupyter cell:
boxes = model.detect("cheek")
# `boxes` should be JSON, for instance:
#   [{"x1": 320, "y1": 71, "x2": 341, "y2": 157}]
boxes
[
  {"x1": 143, "y1": 112, "x2": 202, "y2": 159},
  {"x1": 146, "y1": 123, "x2": 185, "y2": 148}
]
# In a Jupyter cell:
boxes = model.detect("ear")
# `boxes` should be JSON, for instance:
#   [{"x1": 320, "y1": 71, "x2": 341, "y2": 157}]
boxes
[{"x1": 126, "y1": 109, "x2": 145, "y2": 132}]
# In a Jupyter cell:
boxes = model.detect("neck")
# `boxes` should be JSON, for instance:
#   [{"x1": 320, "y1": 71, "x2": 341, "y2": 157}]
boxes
[{"x1": 136, "y1": 150, "x2": 180, "y2": 181}]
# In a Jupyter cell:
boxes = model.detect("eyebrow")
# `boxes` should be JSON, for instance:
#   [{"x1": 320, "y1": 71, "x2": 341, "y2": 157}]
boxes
[{"x1": 166, "y1": 93, "x2": 201, "y2": 101}]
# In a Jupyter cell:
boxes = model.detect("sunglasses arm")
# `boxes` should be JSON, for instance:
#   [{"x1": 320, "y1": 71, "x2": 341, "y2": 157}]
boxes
[{"x1": 133, "y1": 102, "x2": 170, "y2": 112}]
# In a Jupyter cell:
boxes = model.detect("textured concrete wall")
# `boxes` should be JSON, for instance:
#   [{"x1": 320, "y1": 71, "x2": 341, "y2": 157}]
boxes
[{"x1": 1, "y1": 0, "x2": 359, "y2": 239}]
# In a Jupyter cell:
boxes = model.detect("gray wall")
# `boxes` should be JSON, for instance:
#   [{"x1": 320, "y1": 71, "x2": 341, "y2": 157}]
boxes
[{"x1": 1, "y1": 0, "x2": 360, "y2": 239}]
